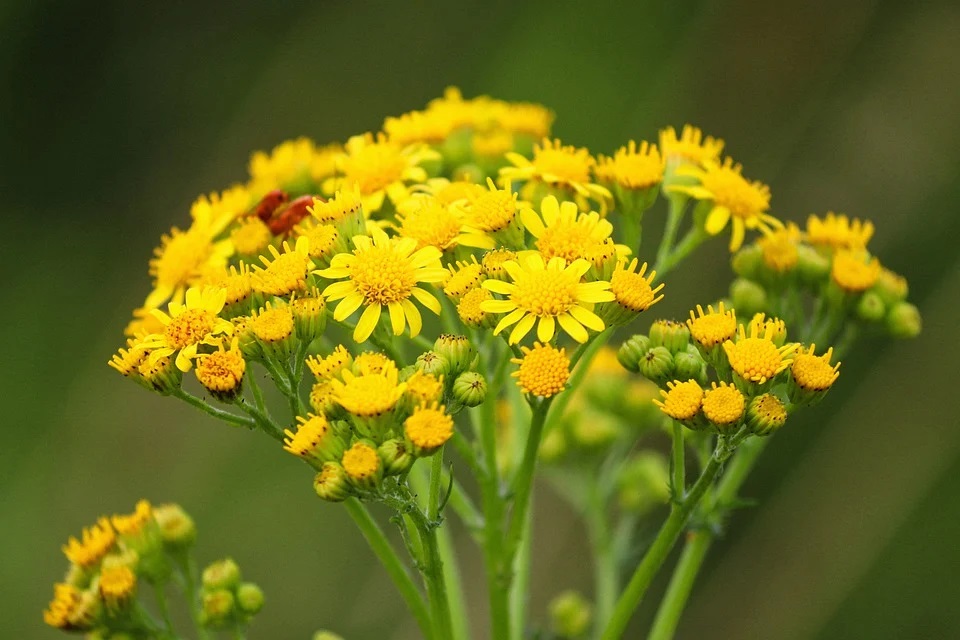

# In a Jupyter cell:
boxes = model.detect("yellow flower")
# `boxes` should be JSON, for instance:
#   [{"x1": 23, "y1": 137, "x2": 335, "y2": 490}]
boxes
[
  {"x1": 510, "y1": 342, "x2": 570, "y2": 398},
  {"x1": 283, "y1": 413, "x2": 344, "y2": 464},
  {"x1": 659, "y1": 124, "x2": 724, "y2": 167},
  {"x1": 499, "y1": 101, "x2": 554, "y2": 138},
  {"x1": 142, "y1": 286, "x2": 234, "y2": 372},
  {"x1": 199, "y1": 263, "x2": 253, "y2": 310},
  {"x1": 596, "y1": 140, "x2": 663, "y2": 190},
  {"x1": 701, "y1": 382, "x2": 746, "y2": 430},
  {"x1": 723, "y1": 322, "x2": 796, "y2": 385},
  {"x1": 520, "y1": 195, "x2": 629, "y2": 265},
  {"x1": 687, "y1": 302, "x2": 737, "y2": 349},
  {"x1": 145, "y1": 223, "x2": 233, "y2": 310},
  {"x1": 413, "y1": 178, "x2": 486, "y2": 207},
  {"x1": 472, "y1": 129, "x2": 515, "y2": 159},
  {"x1": 306, "y1": 345, "x2": 353, "y2": 381},
  {"x1": 806, "y1": 212, "x2": 874, "y2": 251},
  {"x1": 792, "y1": 344, "x2": 841, "y2": 391},
  {"x1": 330, "y1": 362, "x2": 406, "y2": 417},
  {"x1": 481, "y1": 253, "x2": 614, "y2": 344},
  {"x1": 831, "y1": 248, "x2": 881, "y2": 292},
  {"x1": 108, "y1": 336, "x2": 149, "y2": 377},
  {"x1": 111, "y1": 500, "x2": 153, "y2": 537},
  {"x1": 747, "y1": 313, "x2": 787, "y2": 346},
  {"x1": 353, "y1": 351, "x2": 393, "y2": 376},
  {"x1": 607, "y1": 258, "x2": 664, "y2": 317},
  {"x1": 404, "y1": 403, "x2": 455, "y2": 453},
  {"x1": 443, "y1": 257, "x2": 485, "y2": 299},
  {"x1": 43, "y1": 584, "x2": 93, "y2": 631},
  {"x1": 295, "y1": 220, "x2": 341, "y2": 261},
  {"x1": 384, "y1": 109, "x2": 455, "y2": 146},
  {"x1": 404, "y1": 371, "x2": 445, "y2": 405},
  {"x1": 247, "y1": 137, "x2": 339, "y2": 197},
  {"x1": 309, "y1": 184, "x2": 364, "y2": 224},
  {"x1": 230, "y1": 217, "x2": 272, "y2": 256},
  {"x1": 123, "y1": 305, "x2": 167, "y2": 337},
  {"x1": 324, "y1": 132, "x2": 439, "y2": 213},
  {"x1": 758, "y1": 223, "x2": 801, "y2": 272},
  {"x1": 654, "y1": 379, "x2": 704, "y2": 421},
  {"x1": 457, "y1": 287, "x2": 495, "y2": 328},
  {"x1": 396, "y1": 196, "x2": 467, "y2": 250},
  {"x1": 341, "y1": 441, "x2": 382, "y2": 485},
  {"x1": 191, "y1": 185, "x2": 254, "y2": 238},
  {"x1": 195, "y1": 338, "x2": 246, "y2": 400},
  {"x1": 501, "y1": 138, "x2": 611, "y2": 207},
  {"x1": 62, "y1": 517, "x2": 116, "y2": 568},
  {"x1": 317, "y1": 228, "x2": 447, "y2": 343},
  {"x1": 250, "y1": 301, "x2": 295, "y2": 345},
  {"x1": 481, "y1": 248, "x2": 518, "y2": 280},
  {"x1": 250, "y1": 236, "x2": 312, "y2": 296},
  {"x1": 457, "y1": 178, "x2": 523, "y2": 247},
  {"x1": 99, "y1": 565, "x2": 137, "y2": 610},
  {"x1": 670, "y1": 158, "x2": 781, "y2": 251}
]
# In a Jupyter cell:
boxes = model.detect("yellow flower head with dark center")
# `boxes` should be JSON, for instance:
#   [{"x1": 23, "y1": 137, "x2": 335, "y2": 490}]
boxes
[
  {"x1": 330, "y1": 363, "x2": 406, "y2": 417},
  {"x1": 142, "y1": 286, "x2": 233, "y2": 372},
  {"x1": 325, "y1": 132, "x2": 438, "y2": 212},
  {"x1": 792, "y1": 344, "x2": 841, "y2": 391},
  {"x1": 481, "y1": 248, "x2": 518, "y2": 280},
  {"x1": 759, "y1": 223, "x2": 802, "y2": 272},
  {"x1": 251, "y1": 236, "x2": 312, "y2": 296},
  {"x1": 146, "y1": 224, "x2": 233, "y2": 310},
  {"x1": 353, "y1": 352, "x2": 393, "y2": 376},
  {"x1": 397, "y1": 197, "x2": 465, "y2": 250},
  {"x1": 687, "y1": 303, "x2": 737, "y2": 348},
  {"x1": 109, "y1": 336, "x2": 148, "y2": 377},
  {"x1": 723, "y1": 323, "x2": 797, "y2": 385},
  {"x1": 460, "y1": 177, "x2": 522, "y2": 235},
  {"x1": 610, "y1": 259, "x2": 664, "y2": 312},
  {"x1": 195, "y1": 338, "x2": 246, "y2": 395},
  {"x1": 306, "y1": 345, "x2": 353, "y2": 381},
  {"x1": 283, "y1": 413, "x2": 334, "y2": 458},
  {"x1": 457, "y1": 287, "x2": 494, "y2": 327},
  {"x1": 405, "y1": 371, "x2": 444, "y2": 405},
  {"x1": 200, "y1": 263, "x2": 252, "y2": 307},
  {"x1": 317, "y1": 227, "x2": 448, "y2": 343},
  {"x1": 654, "y1": 379, "x2": 704, "y2": 421},
  {"x1": 521, "y1": 196, "x2": 628, "y2": 265},
  {"x1": 806, "y1": 212, "x2": 874, "y2": 251},
  {"x1": 248, "y1": 137, "x2": 320, "y2": 195},
  {"x1": 309, "y1": 185, "x2": 363, "y2": 224},
  {"x1": 481, "y1": 253, "x2": 614, "y2": 344},
  {"x1": 43, "y1": 584, "x2": 84, "y2": 630},
  {"x1": 404, "y1": 403, "x2": 455, "y2": 449},
  {"x1": 659, "y1": 124, "x2": 724, "y2": 166},
  {"x1": 230, "y1": 217, "x2": 272, "y2": 256},
  {"x1": 443, "y1": 257, "x2": 485, "y2": 299},
  {"x1": 671, "y1": 158, "x2": 781, "y2": 252},
  {"x1": 831, "y1": 248, "x2": 881, "y2": 292},
  {"x1": 63, "y1": 517, "x2": 116, "y2": 568},
  {"x1": 341, "y1": 441, "x2": 381, "y2": 481},
  {"x1": 511, "y1": 342, "x2": 570, "y2": 398},
  {"x1": 250, "y1": 302, "x2": 294, "y2": 344},
  {"x1": 596, "y1": 140, "x2": 664, "y2": 189},
  {"x1": 99, "y1": 565, "x2": 137, "y2": 609},
  {"x1": 384, "y1": 109, "x2": 454, "y2": 146},
  {"x1": 296, "y1": 221, "x2": 340, "y2": 260},
  {"x1": 501, "y1": 138, "x2": 611, "y2": 204},
  {"x1": 702, "y1": 382, "x2": 746, "y2": 427},
  {"x1": 111, "y1": 500, "x2": 153, "y2": 537}
]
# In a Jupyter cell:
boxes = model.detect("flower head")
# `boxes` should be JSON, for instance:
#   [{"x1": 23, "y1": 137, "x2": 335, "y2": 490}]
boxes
[
  {"x1": 443, "y1": 257, "x2": 485, "y2": 299},
  {"x1": 111, "y1": 500, "x2": 153, "y2": 537},
  {"x1": 659, "y1": 125, "x2": 724, "y2": 167},
  {"x1": 609, "y1": 259, "x2": 664, "y2": 313},
  {"x1": 44, "y1": 584, "x2": 94, "y2": 631},
  {"x1": 723, "y1": 322, "x2": 796, "y2": 386},
  {"x1": 520, "y1": 196, "x2": 628, "y2": 266},
  {"x1": 687, "y1": 303, "x2": 737, "y2": 349},
  {"x1": 758, "y1": 223, "x2": 802, "y2": 272},
  {"x1": 654, "y1": 380, "x2": 704, "y2": 421},
  {"x1": 791, "y1": 344, "x2": 841, "y2": 391},
  {"x1": 511, "y1": 342, "x2": 570, "y2": 398},
  {"x1": 481, "y1": 253, "x2": 614, "y2": 344},
  {"x1": 283, "y1": 413, "x2": 345, "y2": 463},
  {"x1": 831, "y1": 248, "x2": 881, "y2": 292},
  {"x1": 99, "y1": 565, "x2": 137, "y2": 610},
  {"x1": 142, "y1": 286, "x2": 234, "y2": 372},
  {"x1": 62, "y1": 517, "x2": 116, "y2": 568},
  {"x1": 501, "y1": 138, "x2": 611, "y2": 207},
  {"x1": 596, "y1": 140, "x2": 663, "y2": 190},
  {"x1": 146, "y1": 222, "x2": 234, "y2": 310},
  {"x1": 396, "y1": 197, "x2": 466, "y2": 250},
  {"x1": 247, "y1": 137, "x2": 338, "y2": 196},
  {"x1": 404, "y1": 403, "x2": 455, "y2": 454},
  {"x1": 330, "y1": 362, "x2": 405, "y2": 417},
  {"x1": 230, "y1": 217, "x2": 272, "y2": 256},
  {"x1": 251, "y1": 236, "x2": 312, "y2": 296},
  {"x1": 457, "y1": 287, "x2": 495, "y2": 328},
  {"x1": 806, "y1": 212, "x2": 874, "y2": 251},
  {"x1": 317, "y1": 228, "x2": 447, "y2": 343},
  {"x1": 306, "y1": 345, "x2": 353, "y2": 381},
  {"x1": 341, "y1": 441, "x2": 382, "y2": 487},
  {"x1": 701, "y1": 382, "x2": 746, "y2": 430},
  {"x1": 195, "y1": 338, "x2": 246, "y2": 400}
]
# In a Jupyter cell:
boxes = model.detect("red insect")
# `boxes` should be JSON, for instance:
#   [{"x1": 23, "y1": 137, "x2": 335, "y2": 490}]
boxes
[
  {"x1": 266, "y1": 195, "x2": 315, "y2": 236},
  {"x1": 251, "y1": 189, "x2": 289, "y2": 223}
]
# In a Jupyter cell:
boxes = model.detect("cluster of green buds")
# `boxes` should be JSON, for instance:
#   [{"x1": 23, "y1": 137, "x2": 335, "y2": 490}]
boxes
[
  {"x1": 44, "y1": 501, "x2": 262, "y2": 637},
  {"x1": 199, "y1": 558, "x2": 265, "y2": 631},
  {"x1": 288, "y1": 335, "x2": 486, "y2": 502}
]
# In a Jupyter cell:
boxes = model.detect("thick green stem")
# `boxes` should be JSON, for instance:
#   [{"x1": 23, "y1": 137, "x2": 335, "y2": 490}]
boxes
[
  {"x1": 656, "y1": 227, "x2": 709, "y2": 277},
  {"x1": 509, "y1": 494, "x2": 534, "y2": 640},
  {"x1": 505, "y1": 399, "x2": 551, "y2": 558},
  {"x1": 600, "y1": 454, "x2": 723, "y2": 640},
  {"x1": 586, "y1": 491, "x2": 618, "y2": 630},
  {"x1": 671, "y1": 422, "x2": 685, "y2": 499},
  {"x1": 410, "y1": 512, "x2": 455, "y2": 640},
  {"x1": 344, "y1": 499, "x2": 432, "y2": 638}
]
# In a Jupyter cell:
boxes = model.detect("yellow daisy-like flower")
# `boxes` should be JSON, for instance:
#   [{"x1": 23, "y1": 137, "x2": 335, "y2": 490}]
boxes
[
  {"x1": 230, "y1": 217, "x2": 272, "y2": 256},
  {"x1": 456, "y1": 178, "x2": 524, "y2": 247},
  {"x1": 520, "y1": 195, "x2": 629, "y2": 265},
  {"x1": 191, "y1": 185, "x2": 253, "y2": 238},
  {"x1": 472, "y1": 129, "x2": 515, "y2": 159},
  {"x1": 671, "y1": 158, "x2": 781, "y2": 252},
  {"x1": 659, "y1": 124, "x2": 724, "y2": 167},
  {"x1": 396, "y1": 196, "x2": 466, "y2": 250},
  {"x1": 353, "y1": 351, "x2": 393, "y2": 376},
  {"x1": 596, "y1": 140, "x2": 664, "y2": 190},
  {"x1": 99, "y1": 565, "x2": 137, "y2": 609},
  {"x1": 443, "y1": 257, "x2": 485, "y2": 299},
  {"x1": 195, "y1": 338, "x2": 246, "y2": 399},
  {"x1": 145, "y1": 223, "x2": 234, "y2": 310},
  {"x1": 748, "y1": 313, "x2": 787, "y2": 346},
  {"x1": 283, "y1": 413, "x2": 342, "y2": 462},
  {"x1": 309, "y1": 184, "x2": 364, "y2": 224},
  {"x1": 330, "y1": 362, "x2": 406, "y2": 417},
  {"x1": 654, "y1": 379, "x2": 704, "y2": 421},
  {"x1": 758, "y1": 222, "x2": 802, "y2": 272},
  {"x1": 501, "y1": 138, "x2": 611, "y2": 207},
  {"x1": 384, "y1": 109, "x2": 455, "y2": 146},
  {"x1": 199, "y1": 263, "x2": 252, "y2": 309},
  {"x1": 44, "y1": 584, "x2": 95, "y2": 631},
  {"x1": 405, "y1": 371, "x2": 445, "y2": 405},
  {"x1": 404, "y1": 403, "x2": 455, "y2": 452},
  {"x1": 250, "y1": 236, "x2": 312, "y2": 296},
  {"x1": 701, "y1": 382, "x2": 746, "y2": 430},
  {"x1": 831, "y1": 248, "x2": 881, "y2": 292},
  {"x1": 247, "y1": 137, "x2": 337, "y2": 197},
  {"x1": 111, "y1": 500, "x2": 153, "y2": 537},
  {"x1": 792, "y1": 344, "x2": 841, "y2": 391},
  {"x1": 609, "y1": 259, "x2": 665, "y2": 313},
  {"x1": 510, "y1": 342, "x2": 570, "y2": 398},
  {"x1": 806, "y1": 212, "x2": 874, "y2": 251},
  {"x1": 481, "y1": 253, "x2": 614, "y2": 344},
  {"x1": 687, "y1": 303, "x2": 737, "y2": 349},
  {"x1": 317, "y1": 228, "x2": 447, "y2": 343},
  {"x1": 457, "y1": 287, "x2": 495, "y2": 328},
  {"x1": 413, "y1": 178, "x2": 486, "y2": 208},
  {"x1": 142, "y1": 286, "x2": 234, "y2": 372},
  {"x1": 108, "y1": 336, "x2": 149, "y2": 377},
  {"x1": 500, "y1": 101, "x2": 554, "y2": 138},
  {"x1": 481, "y1": 248, "x2": 518, "y2": 280},
  {"x1": 295, "y1": 220, "x2": 341, "y2": 261},
  {"x1": 124, "y1": 305, "x2": 167, "y2": 338},
  {"x1": 306, "y1": 345, "x2": 353, "y2": 381},
  {"x1": 62, "y1": 517, "x2": 116, "y2": 568},
  {"x1": 324, "y1": 132, "x2": 439, "y2": 213},
  {"x1": 341, "y1": 441, "x2": 381, "y2": 483},
  {"x1": 723, "y1": 323, "x2": 797, "y2": 385}
]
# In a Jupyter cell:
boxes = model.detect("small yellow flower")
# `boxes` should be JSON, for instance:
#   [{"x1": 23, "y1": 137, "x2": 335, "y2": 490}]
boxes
[
  {"x1": 195, "y1": 338, "x2": 246, "y2": 400},
  {"x1": 396, "y1": 196, "x2": 466, "y2": 250},
  {"x1": 99, "y1": 565, "x2": 137, "y2": 610},
  {"x1": 510, "y1": 342, "x2": 570, "y2": 398},
  {"x1": 200, "y1": 263, "x2": 253, "y2": 309},
  {"x1": 806, "y1": 212, "x2": 874, "y2": 251},
  {"x1": 341, "y1": 441, "x2": 382, "y2": 485},
  {"x1": 404, "y1": 371, "x2": 445, "y2": 406},
  {"x1": 687, "y1": 303, "x2": 737, "y2": 349},
  {"x1": 501, "y1": 138, "x2": 611, "y2": 207},
  {"x1": 596, "y1": 140, "x2": 664, "y2": 190},
  {"x1": 457, "y1": 287, "x2": 495, "y2": 328},
  {"x1": 124, "y1": 305, "x2": 167, "y2": 337},
  {"x1": 472, "y1": 129, "x2": 515, "y2": 159},
  {"x1": 230, "y1": 217, "x2": 272, "y2": 256},
  {"x1": 306, "y1": 345, "x2": 353, "y2": 381},
  {"x1": 481, "y1": 248, "x2": 518, "y2": 280},
  {"x1": 384, "y1": 109, "x2": 454, "y2": 146},
  {"x1": 404, "y1": 403, "x2": 455, "y2": 453},
  {"x1": 481, "y1": 253, "x2": 614, "y2": 344},
  {"x1": 670, "y1": 157, "x2": 781, "y2": 251},
  {"x1": 609, "y1": 259, "x2": 664, "y2": 313},
  {"x1": 283, "y1": 413, "x2": 344, "y2": 463},
  {"x1": 792, "y1": 344, "x2": 841, "y2": 391},
  {"x1": 499, "y1": 101, "x2": 554, "y2": 138},
  {"x1": 309, "y1": 184, "x2": 364, "y2": 224},
  {"x1": 701, "y1": 382, "x2": 746, "y2": 430},
  {"x1": 747, "y1": 394, "x2": 788, "y2": 436},
  {"x1": 747, "y1": 313, "x2": 787, "y2": 346},
  {"x1": 111, "y1": 500, "x2": 153, "y2": 537},
  {"x1": 653, "y1": 379, "x2": 704, "y2": 421},
  {"x1": 831, "y1": 248, "x2": 881, "y2": 292},
  {"x1": 723, "y1": 323, "x2": 796, "y2": 385},
  {"x1": 659, "y1": 124, "x2": 724, "y2": 167},
  {"x1": 142, "y1": 286, "x2": 234, "y2": 372},
  {"x1": 43, "y1": 584, "x2": 90, "y2": 631},
  {"x1": 758, "y1": 223, "x2": 801, "y2": 272},
  {"x1": 108, "y1": 337, "x2": 149, "y2": 377},
  {"x1": 415, "y1": 178, "x2": 486, "y2": 207},
  {"x1": 317, "y1": 228, "x2": 447, "y2": 343},
  {"x1": 330, "y1": 362, "x2": 406, "y2": 417},
  {"x1": 295, "y1": 221, "x2": 341, "y2": 261},
  {"x1": 250, "y1": 301, "x2": 295, "y2": 345},
  {"x1": 457, "y1": 178, "x2": 523, "y2": 247},
  {"x1": 247, "y1": 137, "x2": 337, "y2": 197},
  {"x1": 146, "y1": 223, "x2": 233, "y2": 310},
  {"x1": 443, "y1": 257, "x2": 485, "y2": 299},
  {"x1": 62, "y1": 517, "x2": 116, "y2": 569},
  {"x1": 310, "y1": 380, "x2": 337, "y2": 415},
  {"x1": 251, "y1": 236, "x2": 312, "y2": 297},
  {"x1": 520, "y1": 195, "x2": 629, "y2": 265},
  {"x1": 353, "y1": 352, "x2": 393, "y2": 376}
]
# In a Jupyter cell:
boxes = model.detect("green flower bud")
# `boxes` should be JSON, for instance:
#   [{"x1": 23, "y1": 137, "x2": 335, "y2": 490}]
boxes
[
  {"x1": 236, "y1": 582, "x2": 265, "y2": 616},
  {"x1": 312, "y1": 632, "x2": 345, "y2": 640},
  {"x1": 796, "y1": 244, "x2": 830, "y2": 286},
  {"x1": 729, "y1": 278, "x2": 768, "y2": 317},
  {"x1": 648, "y1": 320, "x2": 690, "y2": 354},
  {"x1": 452, "y1": 371, "x2": 487, "y2": 407},
  {"x1": 873, "y1": 267, "x2": 908, "y2": 305},
  {"x1": 416, "y1": 351, "x2": 450, "y2": 378},
  {"x1": 855, "y1": 290, "x2": 886, "y2": 323},
  {"x1": 202, "y1": 558, "x2": 241, "y2": 591},
  {"x1": 617, "y1": 451, "x2": 671, "y2": 514},
  {"x1": 291, "y1": 290, "x2": 327, "y2": 342},
  {"x1": 200, "y1": 589, "x2": 235, "y2": 629},
  {"x1": 153, "y1": 503, "x2": 196, "y2": 550},
  {"x1": 377, "y1": 438, "x2": 415, "y2": 476},
  {"x1": 886, "y1": 301, "x2": 922, "y2": 338},
  {"x1": 549, "y1": 590, "x2": 593, "y2": 638},
  {"x1": 313, "y1": 461, "x2": 353, "y2": 502},
  {"x1": 731, "y1": 244, "x2": 763, "y2": 280},
  {"x1": 638, "y1": 346, "x2": 675, "y2": 386},
  {"x1": 746, "y1": 394, "x2": 788, "y2": 436},
  {"x1": 673, "y1": 348, "x2": 708, "y2": 386},
  {"x1": 434, "y1": 334, "x2": 477, "y2": 375},
  {"x1": 617, "y1": 334, "x2": 651, "y2": 373}
]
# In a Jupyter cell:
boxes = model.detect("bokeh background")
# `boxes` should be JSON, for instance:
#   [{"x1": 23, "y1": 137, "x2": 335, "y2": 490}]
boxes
[{"x1": 3, "y1": 1, "x2": 959, "y2": 638}]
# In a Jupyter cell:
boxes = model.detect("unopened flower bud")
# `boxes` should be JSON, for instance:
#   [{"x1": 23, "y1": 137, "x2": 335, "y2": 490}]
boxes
[
  {"x1": 378, "y1": 439, "x2": 415, "y2": 476},
  {"x1": 153, "y1": 503, "x2": 196, "y2": 549},
  {"x1": 201, "y1": 589, "x2": 235, "y2": 629},
  {"x1": 886, "y1": 302, "x2": 921, "y2": 339},
  {"x1": 796, "y1": 244, "x2": 830, "y2": 286},
  {"x1": 729, "y1": 278, "x2": 768, "y2": 317},
  {"x1": 638, "y1": 346, "x2": 675, "y2": 386},
  {"x1": 291, "y1": 290, "x2": 327, "y2": 342},
  {"x1": 873, "y1": 268, "x2": 908, "y2": 305},
  {"x1": 731, "y1": 244, "x2": 763, "y2": 280},
  {"x1": 746, "y1": 394, "x2": 788, "y2": 436},
  {"x1": 202, "y1": 558, "x2": 241, "y2": 591},
  {"x1": 313, "y1": 462, "x2": 353, "y2": 502},
  {"x1": 434, "y1": 334, "x2": 477, "y2": 375},
  {"x1": 617, "y1": 334, "x2": 651, "y2": 373},
  {"x1": 673, "y1": 348, "x2": 707, "y2": 386},
  {"x1": 453, "y1": 371, "x2": 487, "y2": 407},
  {"x1": 855, "y1": 291, "x2": 886, "y2": 323},
  {"x1": 416, "y1": 351, "x2": 450, "y2": 378},
  {"x1": 648, "y1": 320, "x2": 690, "y2": 354},
  {"x1": 236, "y1": 582, "x2": 265, "y2": 616},
  {"x1": 137, "y1": 353, "x2": 182, "y2": 395},
  {"x1": 549, "y1": 590, "x2": 592, "y2": 638}
]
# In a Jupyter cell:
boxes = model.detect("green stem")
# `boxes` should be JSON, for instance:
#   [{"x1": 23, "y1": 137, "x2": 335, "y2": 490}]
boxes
[
  {"x1": 586, "y1": 490, "x2": 617, "y2": 630},
  {"x1": 656, "y1": 226, "x2": 709, "y2": 277},
  {"x1": 153, "y1": 583, "x2": 176, "y2": 637},
  {"x1": 172, "y1": 388, "x2": 254, "y2": 430},
  {"x1": 178, "y1": 554, "x2": 211, "y2": 640},
  {"x1": 237, "y1": 401, "x2": 284, "y2": 442},
  {"x1": 654, "y1": 194, "x2": 687, "y2": 271},
  {"x1": 344, "y1": 498, "x2": 432, "y2": 638},
  {"x1": 671, "y1": 422, "x2": 685, "y2": 500},
  {"x1": 410, "y1": 511, "x2": 455, "y2": 640},
  {"x1": 505, "y1": 399, "x2": 552, "y2": 560},
  {"x1": 600, "y1": 453, "x2": 723, "y2": 640}
]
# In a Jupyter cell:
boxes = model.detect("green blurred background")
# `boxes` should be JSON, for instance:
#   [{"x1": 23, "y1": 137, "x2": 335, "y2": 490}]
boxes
[{"x1": 3, "y1": 1, "x2": 959, "y2": 638}]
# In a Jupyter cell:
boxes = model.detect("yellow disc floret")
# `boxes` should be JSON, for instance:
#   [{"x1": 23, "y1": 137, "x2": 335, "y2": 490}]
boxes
[
  {"x1": 510, "y1": 342, "x2": 570, "y2": 398},
  {"x1": 62, "y1": 517, "x2": 116, "y2": 568},
  {"x1": 792, "y1": 344, "x2": 841, "y2": 390},
  {"x1": 142, "y1": 286, "x2": 234, "y2": 372},
  {"x1": 250, "y1": 303, "x2": 295, "y2": 343},
  {"x1": 758, "y1": 223, "x2": 801, "y2": 272},
  {"x1": 701, "y1": 382, "x2": 746, "y2": 428},
  {"x1": 404, "y1": 403, "x2": 455, "y2": 450},
  {"x1": 654, "y1": 380, "x2": 704, "y2": 421},
  {"x1": 341, "y1": 442, "x2": 381, "y2": 481},
  {"x1": 457, "y1": 287, "x2": 494, "y2": 327},
  {"x1": 687, "y1": 303, "x2": 737, "y2": 349},
  {"x1": 831, "y1": 248, "x2": 881, "y2": 292},
  {"x1": 443, "y1": 258, "x2": 485, "y2": 299},
  {"x1": 723, "y1": 323, "x2": 796, "y2": 385}
]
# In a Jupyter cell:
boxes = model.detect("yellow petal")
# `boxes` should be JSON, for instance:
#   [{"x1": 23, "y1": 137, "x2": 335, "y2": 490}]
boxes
[
  {"x1": 537, "y1": 315, "x2": 556, "y2": 343},
  {"x1": 388, "y1": 302, "x2": 406, "y2": 335},
  {"x1": 411, "y1": 287, "x2": 442, "y2": 315},
  {"x1": 401, "y1": 299, "x2": 423, "y2": 336},
  {"x1": 354, "y1": 304, "x2": 382, "y2": 343},
  {"x1": 557, "y1": 313, "x2": 589, "y2": 343},
  {"x1": 509, "y1": 313, "x2": 537, "y2": 344},
  {"x1": 569, "y1": 305, "x2": 605, "y2": 332},
  {"x1": 334, "y1": 294, "x2": 364, "y2": 321},
  {"x1": 705, "y1": 206, "x2": 730, "y2": 235}
]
